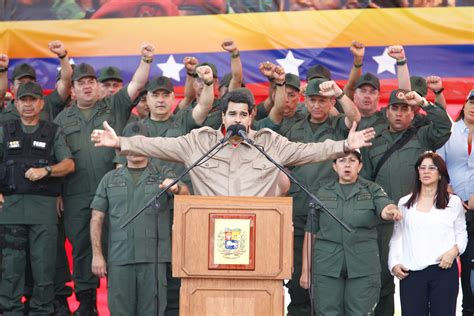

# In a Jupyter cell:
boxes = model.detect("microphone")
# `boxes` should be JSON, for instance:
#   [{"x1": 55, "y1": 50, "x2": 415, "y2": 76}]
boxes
[
  {"x1": 226, "y1": 124, "x2": 246, "y2": 139},
  {"x1": 237, "y1": 128, "x2": 254, "y2": 145}
]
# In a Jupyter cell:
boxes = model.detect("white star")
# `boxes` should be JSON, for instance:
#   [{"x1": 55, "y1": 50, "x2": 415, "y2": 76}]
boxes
[
  {"x1": 276, "y1": 51, "x2": 304, "y2": 76},
  {"x1": 56, "y1": 58, "x2": 76, "y2": 71},
  {"x1": 372, "y1": 48, "x2": 396, "y2": 75},
  {"x1": 157, "y1": 55, "x2": 184, "y2": 81}
]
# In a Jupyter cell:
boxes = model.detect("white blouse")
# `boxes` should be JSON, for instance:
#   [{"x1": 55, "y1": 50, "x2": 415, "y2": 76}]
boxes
[{"x1": 388, "y1": 194, "x2": 467, "y2": 273}]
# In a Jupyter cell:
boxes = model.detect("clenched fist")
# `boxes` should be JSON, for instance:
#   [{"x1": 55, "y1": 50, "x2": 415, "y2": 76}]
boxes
[
  {"x1": 183, "y1": 56, "x2": 199, "y2": 74},
  {"x1": 48, "y1": 40, "x2": 67, "y2": 57},
  {"x1": 272, "y1": 66, "x2": 286, "y2": 85},
  {"x1": 140, "y1": 42, "x2": 155, "y2": 58},
  {"x1": 426, "y1": 76, "x2": 443, "y2": 92},
  {"x1": 350, "y1": 40, "x2": 365, "y2": 58},
  {"x1": 259, "y1": 61, "x2": 276, "y2": 79},
  {"x1": 221, "y1": 38, "x2": 238, "y2": 53},
  {"x1": 0, "y1": 54, "x2": 9, "y2": 68},
  {"x1": 196, "y1": 65, "x2": 213, "y2": 83},
  {"x1": 387, "y1": 45, "x2": 406, "y2": 61},
  {"x1": 405, "y1": 91, "x2": 424, "y2": 106},
  {"x1": 319, "y1": 80, "x2": 343, "y2": 98}
]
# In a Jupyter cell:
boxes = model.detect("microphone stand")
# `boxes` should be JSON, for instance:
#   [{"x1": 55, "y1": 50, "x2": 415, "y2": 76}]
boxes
[{"x1": 238, "y1": 130, "x2": 353, "y2": 316}]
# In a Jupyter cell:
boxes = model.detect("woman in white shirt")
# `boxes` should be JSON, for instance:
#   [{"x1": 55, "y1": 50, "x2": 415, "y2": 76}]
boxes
[{"x1": 389, "y1": 151, "x2": 467, "y2": 316}]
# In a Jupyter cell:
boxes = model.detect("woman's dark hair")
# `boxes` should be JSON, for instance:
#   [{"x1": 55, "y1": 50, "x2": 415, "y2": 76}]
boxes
[
  {"x1": 404, "y1": 151, "x2": 450, "y2": 209},
  {"x1": 220, "y1": 89, "x2": 254, "y2": 115},
  {"x1": 456, "y1": 104, "x2": 465, "y2": 122}
]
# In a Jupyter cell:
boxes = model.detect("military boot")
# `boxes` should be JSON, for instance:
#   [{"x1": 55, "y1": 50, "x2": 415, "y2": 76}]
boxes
[
  {"x1": 53, "y1": 295, "x2": 72, "y2": 316},
  {"x1": 72, "y1": 289, "x2": 97, "y2": 316}
]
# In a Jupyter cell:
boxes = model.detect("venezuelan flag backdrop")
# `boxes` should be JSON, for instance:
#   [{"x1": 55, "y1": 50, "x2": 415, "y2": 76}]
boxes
[{"x1": 0, "y1": 7, "x2": 473, "y2": 112}]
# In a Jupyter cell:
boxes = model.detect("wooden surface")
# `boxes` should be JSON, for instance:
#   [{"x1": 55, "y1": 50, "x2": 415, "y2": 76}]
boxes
[
  {"x1": 172, "y1": 195, "x2": 293, "y2": 279},
  {"x1": 179, "y1": 278, "x2": 284, "y2": 316}
]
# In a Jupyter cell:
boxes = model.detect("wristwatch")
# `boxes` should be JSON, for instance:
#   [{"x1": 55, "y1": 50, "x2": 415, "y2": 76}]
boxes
[{"x1": 45, "y1": 166, "x2": 52, "y2": 177}]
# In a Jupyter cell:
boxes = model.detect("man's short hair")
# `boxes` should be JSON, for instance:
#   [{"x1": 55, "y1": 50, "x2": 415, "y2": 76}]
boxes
[{"x1": 221, "y1": 88, "x2": 254, "y2": 115}]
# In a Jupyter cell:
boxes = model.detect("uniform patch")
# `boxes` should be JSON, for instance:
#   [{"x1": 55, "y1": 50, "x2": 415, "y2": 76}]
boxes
[
  {"x1": 7, "y1": 140, "x2": 21, "y2": 149},
  {"x1": 32, "y1": 140, "x2": 47, "y2": 149},
  {"x1": 357, "y1": 193, "x2": 372, "y2": 201}
]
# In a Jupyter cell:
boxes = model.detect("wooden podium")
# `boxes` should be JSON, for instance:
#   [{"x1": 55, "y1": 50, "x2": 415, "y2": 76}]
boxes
[{"x1": 172, "y1": 196, "x2": 293, "y2": 316}]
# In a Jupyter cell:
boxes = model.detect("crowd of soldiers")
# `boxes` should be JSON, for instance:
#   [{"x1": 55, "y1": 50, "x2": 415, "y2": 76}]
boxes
[{"x1": 0, "y1": 37, "x2": 472, "y2": 316}]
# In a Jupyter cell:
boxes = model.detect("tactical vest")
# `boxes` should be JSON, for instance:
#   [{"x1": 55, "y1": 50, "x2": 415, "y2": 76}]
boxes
[{"x1": 0, "y1": 120, "x2": 62, "y2": 196}]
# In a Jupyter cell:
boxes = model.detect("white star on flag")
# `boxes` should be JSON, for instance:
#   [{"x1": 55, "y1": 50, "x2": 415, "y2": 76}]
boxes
[
  {"x1": 56, "y1": 58, "x2": 75, "y2": 71},
  {"x1": 157, "y1": 55, "x2": 184, "y2": 81},
  {"x1": 276, "y1": 51, "x2": 304, "y2": 76},
  {"x1": 372, "y1": 48, "x2": 396, "y2": 75}
]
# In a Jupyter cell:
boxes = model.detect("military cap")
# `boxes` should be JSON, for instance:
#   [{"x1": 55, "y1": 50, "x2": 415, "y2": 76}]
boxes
[
  {"x1": 306, "y1": 64, "x2": 331, "y2": 81},
  {"x1": 466, "y1": 89, "x2": 474, "y2": 100},
  {"x1": 334, "y1": 149, "x2": 362, "y2": 162},
  {"x1": 97, "y1": 66, "x2": 123, "y2": 83},
  {"x1": 194, "y1": 62, "x2": 218, "y2": 78},
  {"x1": 410, "y1": 76, "x2": 427, "y2": 97},
  {"x1": 305, "y1": 78, "x2": 328, "y2": 97},
  {"x1": 356, "y1": 72, "x2": 380, "y2": 91},
  {"x1": 72, "y1": 63, "x2": 96, "y2": 81},
  {"x1": 12, "y1": 63, "x2": 36, "y2": 81},
  {"x1": 285, "y1": 73, "x2": 300, "y2": 91},
  {"x1": 16, "y1": 82, "x2": 43, "y2": 99},
  {"x1": 388, "y1": 89, "x2": 410, "y2": 106},
  {"x1": 146, "y1": 76, "x2": 174, "y2": 93},
  {"x1": 122, "y1": 122, "x2": 149, "y2": 137}
]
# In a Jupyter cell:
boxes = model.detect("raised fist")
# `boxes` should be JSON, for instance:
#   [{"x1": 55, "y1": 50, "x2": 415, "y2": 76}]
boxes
[
  {"x1": 350, "y1": 40, "x2": 365, "y2": 58},
  {"x1": 221, "y1": 39, "x2": 238, "y2": 53},
  {"x1": 300, "y1": 82, "x2": 307, "y2": 95},
  {"x1": 272, "y1": 66, "x2": 286, "y2": 84},
  {"x1": 319, "y1": 80, "x2": 343, "y2": 98},
  {"x1": 196, "y1": 65, "x2": 213, "y2": 83},
  {"x1": 140, "y1": 42, "x2": 155, "y2": 58},
  {"x1": 405, "y1": 91, "x2": 423, "y2": 106},
  {"x1": 387, "y1": 45, "x2": 406, "y2": 61},
  {"x1": 0, "y1": 54, "x2": 9, "y2": 68},
  {"x1": 48, "y1": 40, "x2": 67, "y2": 57},
  {"x1": 426, "y1": 76, "x2": 443, "y2": 92},
  {"x1": 259, "y1": 61, "x2": 275, "y2": 79},
  {"x1": 183, "y1": 56, "x2": 199, "y2": 73}
]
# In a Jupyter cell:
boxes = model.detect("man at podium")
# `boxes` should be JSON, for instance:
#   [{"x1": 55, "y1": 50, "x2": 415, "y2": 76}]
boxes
[{"x1": 90, "y1": 88, "x2": 376, "y2": 196}]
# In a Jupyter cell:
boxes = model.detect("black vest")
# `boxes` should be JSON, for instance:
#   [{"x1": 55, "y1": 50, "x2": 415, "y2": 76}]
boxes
[{"x1": 0, "y1": 120, "x2": 62, "y2": 196}]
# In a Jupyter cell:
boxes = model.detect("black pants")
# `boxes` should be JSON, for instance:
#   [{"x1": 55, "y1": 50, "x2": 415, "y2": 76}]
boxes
[
  {"x1": 461, "y1": 231, "x2": 474, "y2": 315},
  {"x1": 400, "y1": 264, "x2": 459, "y2": 316}
]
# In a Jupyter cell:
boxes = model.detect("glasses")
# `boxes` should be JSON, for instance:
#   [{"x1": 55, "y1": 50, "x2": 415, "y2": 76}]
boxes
[{"x1": 418, "y1": 165, "x2": 438, "y2": 172}]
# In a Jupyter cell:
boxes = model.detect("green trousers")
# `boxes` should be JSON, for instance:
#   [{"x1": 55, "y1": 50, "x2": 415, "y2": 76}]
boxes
[
  {"x1": 374, "y1": 223, "x2": 395, "y2": 316},
  {"x1": 286, "y1": 215, "x2": 312, "y2": 316},
  {"x1": 54, "y1": 216, "x2": 73, "y2": 297},
  {"x1": 108, "y1": 263, "x2": 167, "y2": 316},
  {"x1": 63, "y1": 194, "x2": 98, "y2": 293},
  {"x1": 0, "y1": 224, "x2": 57, "y2": 315},
  {"x1": 313, "y1": 273, "x2": 380, "y2": 316}
]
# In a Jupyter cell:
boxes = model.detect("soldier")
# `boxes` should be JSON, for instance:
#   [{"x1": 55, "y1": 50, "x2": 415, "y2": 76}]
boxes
[
  {"x1": 90, "y1": 122, "x2": 189, "y2": 316},
  {"x1": 284, "y1": 78, "x2": 361, "y2": 316},
  {"x1": 115, "y1": 70, "x2": 214, "y2": 316},
  {"x1": 54, "y1": 43, "x2": 154, "y2": 314},
  {"x1": 300, "y1": 151, "x2": 402, "y2": 315},
  {"x1": 0, "y1": 82, "x2": 74, "y2": 314},
  {"x1": 97, "y1": 66, "x2": 123, "y2": 98},
  {"x1": 0, "y1": 40, "x2": 72, "y2": 122},
  {"x1": 363, "y1": 89, "x2": 452, "y2": 316}
]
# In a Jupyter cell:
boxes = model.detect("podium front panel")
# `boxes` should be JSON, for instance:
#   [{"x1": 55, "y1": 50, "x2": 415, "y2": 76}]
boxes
[{"x1": 172, "y1": 196, "x2": 293, "y2": 280}]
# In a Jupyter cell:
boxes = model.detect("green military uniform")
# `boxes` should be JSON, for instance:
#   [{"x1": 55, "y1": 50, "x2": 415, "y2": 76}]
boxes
[
  {"x1": 305, "y1": 177, "x2": 394, "y2": 316},
  {"x1": 252, "y1": 116, "x2": 280, "y2": 131},
  {"x1": 0, "y1": 90, "x2": 66, "y2": 123},
  {"x1": 187, "y1": 99, "x2": 222, "y2": 129},
  {"x1": 0, "y1": 122, "x2": 72, "y2": 314},
  {"x1": 90, "y1": 163, "x2": 174, "y2": 316},
  {"x1": 54, "y1": 84, "x2": 132, "y2": 294},
  {"x1": 362, "y1": 100, "x2": 452, "y2": 316},
  {"x1": 285, "y1": 113, "x2": 349, "y2": 315}
]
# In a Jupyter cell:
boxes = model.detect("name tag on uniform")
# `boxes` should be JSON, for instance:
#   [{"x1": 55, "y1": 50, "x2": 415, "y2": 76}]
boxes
[
  {"x1": 32, "y1": 141, "x2": 47, "y2": 149},
  {"x1": 357, "y1": 193, "x2": 372, "y2": 201},
  {"x1": 7, "y1": 140, "x2": 21, "y2": 149}
]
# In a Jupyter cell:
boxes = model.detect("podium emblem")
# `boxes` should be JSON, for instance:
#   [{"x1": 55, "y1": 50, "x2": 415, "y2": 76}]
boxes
[{"x1": 209, "y1": 213, "x2": 256, "y2": 270}]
